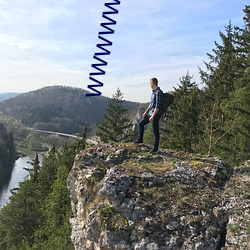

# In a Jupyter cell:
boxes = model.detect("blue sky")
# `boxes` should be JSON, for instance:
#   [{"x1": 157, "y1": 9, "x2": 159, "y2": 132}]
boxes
[{"x1": 0, "y1": 0, "x2": 248, "y2": 102}]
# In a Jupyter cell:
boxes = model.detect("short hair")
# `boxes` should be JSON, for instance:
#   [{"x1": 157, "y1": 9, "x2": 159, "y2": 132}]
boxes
[{"x1": 151, "y1": 78, "x2": 158, "y2": 86}]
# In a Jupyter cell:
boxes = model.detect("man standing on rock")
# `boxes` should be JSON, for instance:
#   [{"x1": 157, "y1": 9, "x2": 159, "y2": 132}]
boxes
[{"x1": 135, "y1": 78, "x2": 163, "y2": 153}]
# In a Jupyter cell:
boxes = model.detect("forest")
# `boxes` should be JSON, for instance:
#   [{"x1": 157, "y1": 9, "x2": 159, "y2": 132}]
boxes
[
  {"x1": 0, "y1": 5, "x2": 248, "y2": 250},
  {"x1": 158, "y1": 5, "x2": 250, "y2": 165},
  {"x1": 0, "y1": 123, "x2": 17, "y2": 189},
  {"x1": 0, "y1": 132, "x2": 87, "y2": 250},
  {"x1": 0, "y1": 86, "x2": 140, "y2": 135},
  {"x1": 99, "y1": 5, "x2": 250, "y2": 166}
]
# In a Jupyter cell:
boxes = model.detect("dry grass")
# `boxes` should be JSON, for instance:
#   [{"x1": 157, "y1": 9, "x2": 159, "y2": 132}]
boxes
[{"x1": 120, "y1": 160, "x2": 175, "y2": 176}]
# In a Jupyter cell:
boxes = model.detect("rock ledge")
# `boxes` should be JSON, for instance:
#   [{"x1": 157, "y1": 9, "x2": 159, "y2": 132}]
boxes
[{"x1": 67, "y1": 143, "x2": 250, "y2": 250}]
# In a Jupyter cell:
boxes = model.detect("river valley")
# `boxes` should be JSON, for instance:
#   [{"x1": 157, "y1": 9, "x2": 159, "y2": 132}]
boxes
[{"x1": 0, "y1": 156, "x2": 33, "y2": 208}]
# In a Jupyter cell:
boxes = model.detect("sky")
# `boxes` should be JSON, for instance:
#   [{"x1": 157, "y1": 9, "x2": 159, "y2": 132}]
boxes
[{"x1": 0, "y1": 0, "x2": 248, "y2": 102}]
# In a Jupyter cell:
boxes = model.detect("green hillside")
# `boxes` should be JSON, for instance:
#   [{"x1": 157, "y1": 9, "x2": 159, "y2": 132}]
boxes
[{"x1": 0, "y1": 86, "x2": 140, "y2": 135}]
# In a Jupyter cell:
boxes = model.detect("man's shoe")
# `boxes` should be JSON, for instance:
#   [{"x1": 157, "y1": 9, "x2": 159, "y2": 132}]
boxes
[
  {"x1": 134, "y1": 140, "x2": 143, "y2": 144},
  {"x1": 149, "y1": 148, "x2": 158, "y2": 153}
]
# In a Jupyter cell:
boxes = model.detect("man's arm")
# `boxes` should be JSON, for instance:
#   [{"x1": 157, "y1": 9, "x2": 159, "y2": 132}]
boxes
[{"x1": 142, "y1": 104, "x2": 151, "y2": 118}]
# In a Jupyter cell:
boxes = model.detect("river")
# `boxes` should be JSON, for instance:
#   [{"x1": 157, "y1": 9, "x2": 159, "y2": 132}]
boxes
[{"x1": 0, "y1": 156, "x2": 33, "y2": 208}]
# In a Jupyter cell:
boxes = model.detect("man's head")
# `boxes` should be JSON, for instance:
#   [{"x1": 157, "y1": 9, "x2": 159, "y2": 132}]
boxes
[{"x1": 150, "y1": 78, "x2": 158, "y2": 90}]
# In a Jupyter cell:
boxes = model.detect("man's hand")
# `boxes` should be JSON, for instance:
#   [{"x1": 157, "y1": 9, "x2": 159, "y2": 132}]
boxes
[
  {"x1": 142, "y1": 111, "x2": 148, "y2": 118},
  {"x1": 149, "y1": 108, "x2": 159, "y2": 122}
]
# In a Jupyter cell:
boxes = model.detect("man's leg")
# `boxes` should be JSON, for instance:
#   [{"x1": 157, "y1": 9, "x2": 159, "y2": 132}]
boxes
[
  {"x1": 152, "y1": 114, "x2": 161, "y2": 151},
  {"x1": 136, "y1": 115, "x2": 150, "y2": 143}
]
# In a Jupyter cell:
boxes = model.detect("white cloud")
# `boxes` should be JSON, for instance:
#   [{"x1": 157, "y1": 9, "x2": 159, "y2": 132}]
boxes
[
  {"x1": 0, "y1": 0, "x2": 248, "y2": 102},
  {"x1": 0, "y1": 57, "x2": 89, "y2": 92},
  {"x1": 16, "y1": 42, "x2": 32, "y2": 50}
]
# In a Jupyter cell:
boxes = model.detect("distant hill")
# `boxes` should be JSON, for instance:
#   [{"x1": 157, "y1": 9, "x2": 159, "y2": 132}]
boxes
[
  {"x1": 0, "y1": 93, "x2": 20, "y2": 102},
  {"x1": 0, "y1": 86, "x2": 141, "y2": 134}
]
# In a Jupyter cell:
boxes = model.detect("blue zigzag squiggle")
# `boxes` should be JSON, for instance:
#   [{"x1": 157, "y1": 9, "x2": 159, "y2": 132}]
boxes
[{"x1": 86, "y1": 0, "x2": 121, "y2": 97}]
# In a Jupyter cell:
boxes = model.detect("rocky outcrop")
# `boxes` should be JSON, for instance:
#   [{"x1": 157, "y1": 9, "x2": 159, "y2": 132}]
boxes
[
  {"x1": 222, "y1": 161, "x2": 250, "y2": 250},
  {"x1": 67, "y1": 143, "x2": 250, "y2": 250}
]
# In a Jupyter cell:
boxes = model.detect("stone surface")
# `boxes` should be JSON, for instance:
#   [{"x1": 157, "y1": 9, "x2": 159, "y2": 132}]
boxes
[
  {"x1": 222, "y1": 160, "x2": 250, "y2": 250},
  {"x1": 67, "y1": 143, "x2": 250, "y2": 250}
]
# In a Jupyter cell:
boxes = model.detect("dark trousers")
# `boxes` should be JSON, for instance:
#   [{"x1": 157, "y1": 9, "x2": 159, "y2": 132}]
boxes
[{"x1": 138, "y1": 113, "x2": 161, "y2": 150}]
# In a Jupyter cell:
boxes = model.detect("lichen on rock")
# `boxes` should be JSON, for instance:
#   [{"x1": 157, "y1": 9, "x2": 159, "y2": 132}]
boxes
[{"x1": 67, "y1": 143, "x2": 249, "y2": 250}]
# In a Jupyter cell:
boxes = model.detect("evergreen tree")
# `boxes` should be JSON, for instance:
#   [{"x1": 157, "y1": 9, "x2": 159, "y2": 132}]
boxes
[
  {"x1": 0, "y1": 179, "x2": 40, "y2": 249},
  {"x1": 0, "y1": 139, "x2": 85, "y2": 249},
  {"x1": 33, "y1": 164, "x2": 73, "y2": 250},
  {"x1": 220, "y1": 5, "x2": 250, "y2": 163},
  {"x1": 233, "y1": 4, "x2": 250, "y2": 85},
  {"x1": 5, "y1": 131, "x2": 16, "y2": 163},
  {"x1": 198, "y1": 21, "x2": 239, "y2": 157},
  {"x1": 198, "y1": 5, "x2": 250, "y2": 163},
  {"x1": 0, "y1": 124, "x2": 16, "y2": 171},
  {"x1": 75, "y1": 125, "x2": 87, "y2": 151},
  {"x1": 38, "y1": 146, "x2": 58, "y2": 200},
  {"x1": 59, "y1": 142, "x2": 79, "y2": 171},
  {"x1": 59, "y1": 126, "x2": 87, "y2": 171},
  {"x1": 96, "y1": 88, "x2": 131, "y2": 142},
  {"x1": 163, "y1": 74, "x2": 201, "y2": 152},
  {"x1": 26, "y1": 153, "x2": 40, "y2": 184},
  {"x1": 221, "y1": 84, "x2": 250, "y2": 162}
]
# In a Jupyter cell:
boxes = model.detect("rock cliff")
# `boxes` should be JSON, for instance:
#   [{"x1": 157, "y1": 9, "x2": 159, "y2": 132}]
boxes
[{"x1": 67, "y1": 143, "x2": 250, "y2": 250}]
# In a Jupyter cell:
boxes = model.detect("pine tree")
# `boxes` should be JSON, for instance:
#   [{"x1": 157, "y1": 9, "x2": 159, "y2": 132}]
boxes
[
  {"x1": 0, "y1": 179, "x2": 40, "y2": 249},
  {"x1": 26, "y1": 153, "x2": 40, "y2": 184},
  {"x1": 0, "y1": 124, "x2": 16, "y2": 170},
  {"x1": 221, "y1": 84, "x2": 250, "y2": 162},
  {"x1": 0, "y1": 139, "x2": 83, "y2": 249},
  {"x1": 198, "y1": 5, "x2": 250, "y2": 162},
  {"x1": 220, "y1": 5, "x2": 250, "y2": 163},
  {"x1": 96, "y1": 88, "x2": 131, "y2": 142},
  {"x1": 233, "y1": 5, "x2": 250, "y2": 85},
  {"x1": 164, "y1": 74, "x2": 201, "y2": 152},
  {"x1": 198, "y1": 21, "x2": 239, "y2": 157},
  {"x1": 33, "y1": 164, "x2": 73, "y2": 250},
  {"x1": 38, "y1": 146, "x2": 58, "y2": 200},
  {"x1": 199, "y1": 21, "x2": 238, "y2": 96},
  {"x1": 75, "y1": 125, "x2": 87, "y2": 151}
]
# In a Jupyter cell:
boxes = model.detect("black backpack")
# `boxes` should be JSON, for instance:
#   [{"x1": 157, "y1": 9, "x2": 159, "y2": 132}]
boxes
[{"x1": 160, "y1": 92, "x2": 174, "y2": 115}]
